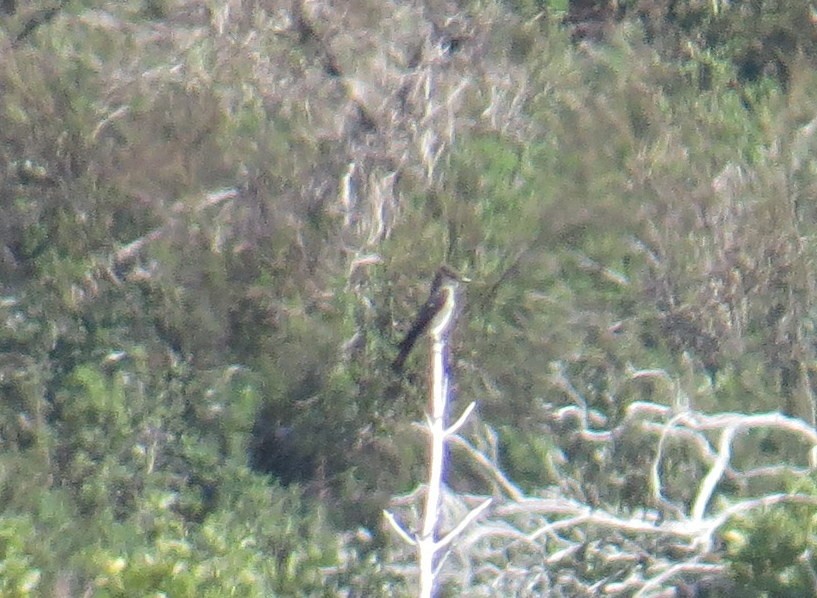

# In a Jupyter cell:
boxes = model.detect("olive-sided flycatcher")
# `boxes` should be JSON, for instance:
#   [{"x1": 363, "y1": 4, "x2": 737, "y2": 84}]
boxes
[{"x1": 392, "y1": 266, "x2": 467, "y2": 372}]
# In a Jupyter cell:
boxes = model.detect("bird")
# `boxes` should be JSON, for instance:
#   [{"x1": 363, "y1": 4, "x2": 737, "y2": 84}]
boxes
[{"x1": 392, "y1": 266, "x2": 468, "y2": 372}]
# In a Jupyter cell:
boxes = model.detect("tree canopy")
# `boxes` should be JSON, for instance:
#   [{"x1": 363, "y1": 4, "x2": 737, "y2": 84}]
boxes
[{"x1": 3, "y1": 0, "x2": 817, "y2": 595}]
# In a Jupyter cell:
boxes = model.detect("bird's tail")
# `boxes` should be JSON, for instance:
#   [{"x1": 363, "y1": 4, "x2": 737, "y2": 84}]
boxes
[
  {"x1": 391, "y1": 346, "x2": 409, "y2": 372},
  {"x1": 391, "y1": 335, "x2": 417, "y2": 372}
]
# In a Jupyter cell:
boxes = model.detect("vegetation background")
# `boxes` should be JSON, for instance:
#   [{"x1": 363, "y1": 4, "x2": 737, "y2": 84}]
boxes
[{"x1": 3, "y1": 0, "x2": 817, "y2": 595}]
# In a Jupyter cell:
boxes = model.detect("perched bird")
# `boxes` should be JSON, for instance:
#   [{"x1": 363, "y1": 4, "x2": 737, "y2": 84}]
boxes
[{"x1": 392, "y1": 266, "x2": 468, "y2": 372}]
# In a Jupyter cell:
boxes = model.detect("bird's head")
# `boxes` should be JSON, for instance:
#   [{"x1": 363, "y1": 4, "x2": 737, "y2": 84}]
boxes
[{"x1": 432, "y1": 265, "x2": 469, "y2": 291}]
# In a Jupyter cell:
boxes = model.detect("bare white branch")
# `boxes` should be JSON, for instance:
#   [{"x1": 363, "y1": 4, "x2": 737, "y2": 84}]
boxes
[
  {"x1": 394, "y1": 389, "x2": 817, "y2": 595},
  {"x1": 446, "y1": 401, "x2": 477, "y2": 437},
  {"x1": 384, "y1": 509, "x2": 417, "y2": 546}
]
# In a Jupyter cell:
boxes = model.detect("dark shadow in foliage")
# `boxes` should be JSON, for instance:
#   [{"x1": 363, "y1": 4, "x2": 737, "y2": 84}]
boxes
[
  {"x1": 248, "y1": 369, "x2": 330, "y2": 487},
  {"x1": 11, "y1": 2, "x2": 66, "y2": 48},
  {"x1": 250, "y1": 421, "x2": 316, "y2": 487},
  {"x1": 565, "y1": 0, "x2": 623, "y2": 42}
]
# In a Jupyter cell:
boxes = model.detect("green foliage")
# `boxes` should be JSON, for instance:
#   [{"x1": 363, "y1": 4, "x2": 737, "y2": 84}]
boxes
[
  {"x1": 85, "y1": 480, "x2": 339, "y2": 597},
  {"x1": 723, "y1": 493, "x2": 817, "y2": 596},
  {"x1": 0, "y1": 516, "x2": 41, "y2": 596},
  {"x1": 0, "y1": 472, "x2": 341, "y2": 596},
  {"x1": 499, "y1": 0, "x2": 567, "y2": 20},
  {"x1": 62, "y1": 365, "x2": 128, "y2": 428},
  {"x1": 5, "y1": 0, "x2": 817, "y2": 594},
  {"x1": 497, "y1": 425, "x2": 557, "y2": 492}
]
